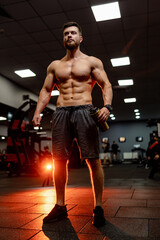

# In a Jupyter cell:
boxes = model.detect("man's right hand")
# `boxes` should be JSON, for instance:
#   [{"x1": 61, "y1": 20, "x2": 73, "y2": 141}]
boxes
[
  {"x1": 154, "y1": 154, "x2": 159, "y2": 160},
  {"x1": 32, "y1": 113, "x2": 42, "y2": 126}
]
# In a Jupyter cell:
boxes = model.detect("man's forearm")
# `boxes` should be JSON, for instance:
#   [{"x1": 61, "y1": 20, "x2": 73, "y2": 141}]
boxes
[
  {"x1": 103, "y1": 85, "x2": 113, "y2": 105},
  {"x1": 35, "y1": 88, "x2": 51, "y2": 114}
]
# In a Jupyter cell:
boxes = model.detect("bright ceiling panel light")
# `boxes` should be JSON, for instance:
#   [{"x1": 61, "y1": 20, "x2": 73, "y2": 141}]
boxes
[
  {"x1": 15, "y1": 69, "x2": 36, "y2": 78},
  {"x1": 91, "y1": 2, "x2": 121, "y2": 22},
  {"x1": 111, "y1": 57, "x2": 130, "y2": 67},
  {"x1": 135, "y1": 112, "x2": 140, "y2": 115},
  {"x1": 124, "y1": 98, "x2": 136, "y2": 103},
  {"x1": 118, "y1": 79, "x2": 134, "y2": 86},
  {"x1": 51, "y1": 90, "x2": 60, "y2": 96},
  {"x1": 0, "y1": 116, "x2": 7, "y2": 121},
  {"x1": 134, "y1": 109, "x2": 139, "y2": 112},
  {"x1": 111, "y1": 117, "x2": 116, "y2": 120},
  {"x1": 110, "y1": 114, "x2": 114, "y2": 118},
  {"x1": 135, "y1": 116, "x2": 140, "y2": 119},
  {"x1": 34, "y1": 126, "x2": 39, "y2": 130}
]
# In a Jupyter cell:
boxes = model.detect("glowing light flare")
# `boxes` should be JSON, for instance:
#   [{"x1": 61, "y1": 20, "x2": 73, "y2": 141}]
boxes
[
  {"x1": 40, "y1": 189, "x2": 55, "y2": 196},
  {"x1": 46, "y1": 163, "x2": 52, "y2": 171},
  {"x1": 42, "y1": 159, "x2": 54, "y2": 173}
]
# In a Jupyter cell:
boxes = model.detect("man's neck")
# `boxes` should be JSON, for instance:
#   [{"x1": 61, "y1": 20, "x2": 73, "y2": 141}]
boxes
[{"x1": 66, "y1": 48, "x2": 82, "y2": 59}]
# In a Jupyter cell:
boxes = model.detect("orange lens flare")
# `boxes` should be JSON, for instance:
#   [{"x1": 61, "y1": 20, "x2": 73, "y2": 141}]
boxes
[{"x1": 46, "y1": 163, "x2": 52, "y2": 170}]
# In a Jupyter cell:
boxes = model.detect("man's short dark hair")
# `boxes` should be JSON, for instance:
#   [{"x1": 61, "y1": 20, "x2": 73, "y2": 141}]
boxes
[{"x1": 63, "y1": 22, "x2": 82, "y2": 35}]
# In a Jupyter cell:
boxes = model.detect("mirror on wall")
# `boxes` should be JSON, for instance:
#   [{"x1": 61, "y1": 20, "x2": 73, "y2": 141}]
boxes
[
  {"x1": 136, "y1": 136, "x2": 143, "y2": 142},
  {"x1": 118, "y1": 137, "x2": 126, "y2": 143},
  {"x1": 102, "y1": 137, "x2": 109, "y2": 143}
]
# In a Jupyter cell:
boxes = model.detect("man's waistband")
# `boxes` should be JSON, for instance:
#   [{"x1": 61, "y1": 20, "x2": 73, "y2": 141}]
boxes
[{"x1": 56, "y1": 104, "x2": 93, "y2": 111}]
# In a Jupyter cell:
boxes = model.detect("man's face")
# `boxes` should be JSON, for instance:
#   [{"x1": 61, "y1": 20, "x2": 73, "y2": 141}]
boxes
[{"x1": 63, "y1": 26, "x2": 83, "y2": 50}]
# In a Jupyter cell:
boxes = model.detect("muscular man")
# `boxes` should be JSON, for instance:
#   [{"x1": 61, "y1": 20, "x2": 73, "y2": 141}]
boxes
[{"x1": 32, "y1": 22, "x2": 113, "y2": 227}]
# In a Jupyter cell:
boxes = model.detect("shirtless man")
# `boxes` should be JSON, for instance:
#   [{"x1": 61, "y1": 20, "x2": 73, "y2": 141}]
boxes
[{"x1": 32, "y1": 22, "x2": 113, "y2": 227}]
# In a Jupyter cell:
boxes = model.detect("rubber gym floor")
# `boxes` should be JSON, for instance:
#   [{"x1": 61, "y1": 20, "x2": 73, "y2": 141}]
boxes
[{"x1": 0, "y1": 163, "x2": 160, "y2": 240}]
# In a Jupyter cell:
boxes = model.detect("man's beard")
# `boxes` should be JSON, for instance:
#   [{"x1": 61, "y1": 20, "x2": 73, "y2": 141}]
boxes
[{"x1": 65, "y1": 41, "x2": 79, "y2": 50}]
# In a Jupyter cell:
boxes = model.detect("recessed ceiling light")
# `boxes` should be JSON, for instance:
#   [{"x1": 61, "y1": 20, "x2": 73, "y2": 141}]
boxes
[
  {"x1": 91, "y1": 2, "x2": 121, "y2": 22},
  {"x1": 111, "y1": 57, "x2": 130, "y2": 67},
  {"x1": 134, "y1": 109, "x2": 139, "y2": 112},
  {"x1": 124, "y1": 98, "x2": 136, "y2": 103},
  {"x1": 15, "y1": 69, "x2": 36, "y2": 78},
  {"x1": 111, "y1": 117, "x2": 116, "y2": 120},
  {"x1": 0, "y1": 116, "x2": 7, "y2": 121},
  {"x1": 51, "y1": 90, "x2": 60, "y2": 96},
  {"x1": 135, "y1": 116, "x2": 140, "y2": 119},
  {"x1": 135, "y1": 112, "x2": 140, "y2": 116},
  {"x1": 34, "y1": 126, "x2": 39, "y2": 130},
  {"x1": 118, "y1": 79, "x2": 133, "y2": 86},
  {"x1": 110, "y1": 114, "x2": 114, "y2": 118}
]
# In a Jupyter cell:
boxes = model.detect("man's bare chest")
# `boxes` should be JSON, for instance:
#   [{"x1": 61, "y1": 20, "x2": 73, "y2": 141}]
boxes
[{"x1": 55, "y1": 60, "x2": 91, "y2": 82}]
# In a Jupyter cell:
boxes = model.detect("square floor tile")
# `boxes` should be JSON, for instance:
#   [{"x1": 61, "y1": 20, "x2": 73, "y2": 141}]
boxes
[
  {"x1": 0, "y1": 202, "x2": 36, "y2": 213},
  {"x1": 149, "y1": 219, "x2": 160, "y2": 238},
  {"x1": 22, "y1": 215, "x2": 90, "y2": 233},
  {"x1": 132, "y1": 192, "x2": 160, "y2": 200},
  {"x1": 80, "y1": 217, "x2": 148, "y2": 238},
  {"x1": 0, "y1": 228, "x2": 39, "y2": 240},
  {"x1": 104, "y1": 198, "x2": 146, "y2": 207},
  {"x1": 78, "y1": 233, "x2": 104, "y2": 240},
  {"x1": 20, "y1": 203, "x2": 76, "y2": 214},
  {"x1": 147, "y1": 200, "x2": 160, "y2": 207},
  {"x1": 116, "y1": 207, "x2": 160, "y2": 219},
  {"x1": 68, "y1": 205, "x2": 93, "y2": 216},
  {"x1": 0, "y1": 195, "x2": 36, "y2": 203},
  {"x1": 0, "y1": 213, "x2": 41, "y2": 228},
  {"x1": 29, "y1": 230, "x2": 79, "y2": 240}
]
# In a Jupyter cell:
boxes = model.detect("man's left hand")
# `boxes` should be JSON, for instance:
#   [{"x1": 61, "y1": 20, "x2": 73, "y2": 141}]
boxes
[
  {"x1": 98, "y1": 107, "x2": 110, "y2": 122},
  {"x1": 154, "y1": 154, "x2": 160, "y2": 160}
]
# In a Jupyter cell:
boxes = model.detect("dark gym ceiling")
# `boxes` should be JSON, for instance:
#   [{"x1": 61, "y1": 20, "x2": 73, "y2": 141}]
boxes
[{"x1": 0, "y1": 0, "x2": 160, "y2": 122}]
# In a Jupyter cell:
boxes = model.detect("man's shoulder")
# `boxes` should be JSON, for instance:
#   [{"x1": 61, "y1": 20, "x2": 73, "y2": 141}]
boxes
[
  {"x1": 49, "y1": 59, "x2": 61, "y2": 67},
  {"x1": 80, "y1": 53, "x2": 100, "y2": 62},
  {"x1": 87, "y1": 55, "x2": 103, "y2": 67},
  {"x1": 47, "y1": 59, "x2": 61, "y2": 72},
  {"x1": 49, "y1": 56, "x2": 70, "y2": 66},
  {"x1": 86, "y1": 55, "x2": 99, "y2": 61}
]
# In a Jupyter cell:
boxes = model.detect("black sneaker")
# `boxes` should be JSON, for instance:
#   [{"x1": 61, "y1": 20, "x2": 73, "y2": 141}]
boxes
[
  {"x1": 92, "y1": 206, "x2": 106, "y2": 227},
  {"x1": 43, "y1": 204, "x2": 68, "y2": 224}
]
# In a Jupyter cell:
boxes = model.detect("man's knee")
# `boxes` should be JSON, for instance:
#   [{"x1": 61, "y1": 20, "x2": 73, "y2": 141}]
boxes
[
  {"x1": 86, "y1": 158, "x2": 101, "y2": 170},
  {"x1": 54, "y1": 160, "x2": 68, "y2": 171}
]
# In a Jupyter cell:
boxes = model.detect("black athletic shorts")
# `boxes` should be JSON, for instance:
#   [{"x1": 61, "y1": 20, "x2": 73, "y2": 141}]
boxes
[{"x1": 51, "y1": 104, "x2": 99, "y2": 161}]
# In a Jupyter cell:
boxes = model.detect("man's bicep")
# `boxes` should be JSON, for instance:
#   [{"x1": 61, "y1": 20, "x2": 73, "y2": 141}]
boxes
[
  {"x1": 91, "y1": 57, "x2": 108, "y2": 84},
  {"x1": 43, "y1": 71, "x2": 56, "y2": 93},
  {"x1": 92, "y1": 64, "x2": 110, "y2": 88}
]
